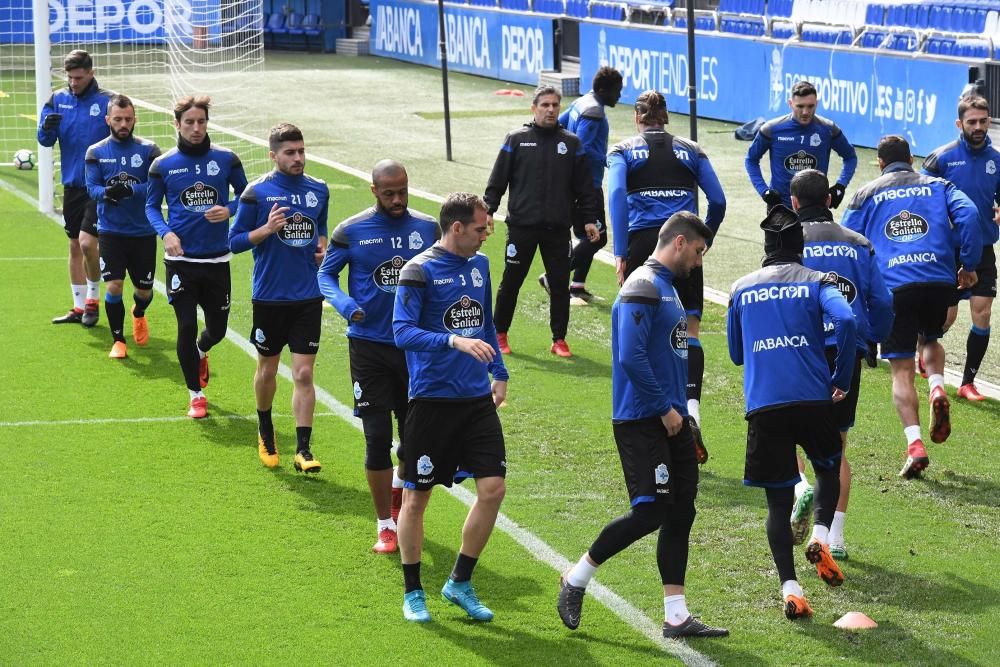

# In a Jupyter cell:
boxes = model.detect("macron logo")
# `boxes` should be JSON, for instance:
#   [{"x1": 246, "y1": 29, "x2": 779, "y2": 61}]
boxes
[
  {"x1": 804, "y1": 245, "x2": 858, "y2": 260},
  {"x1": 740, "y1": 284, "x2": 810, "y2": 306},
  {"x1": 872, "y1": 185, "x2": 931, "y2": 204},
  {"x1": 358, "y1": 238, "x2": 383, "y2": 246}
]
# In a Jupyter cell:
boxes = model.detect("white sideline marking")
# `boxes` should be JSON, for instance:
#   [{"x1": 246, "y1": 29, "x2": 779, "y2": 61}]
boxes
[
  {"x1": 0, "y1": 412, "x2": 339, "y2": 428},
  {"x1": 3, "y1": 176, "x2": 716, "y2": 666},
  {"x1": 0, "y1": 256, "x2": 64, "y2": 261}
]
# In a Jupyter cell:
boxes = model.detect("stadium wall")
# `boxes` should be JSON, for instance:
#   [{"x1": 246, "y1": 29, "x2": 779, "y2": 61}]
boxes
[{"x1": 367, "y1": 0, "x2": 975, "y2": 152}]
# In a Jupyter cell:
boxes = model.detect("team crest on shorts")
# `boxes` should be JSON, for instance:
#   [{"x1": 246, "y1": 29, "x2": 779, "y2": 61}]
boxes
[
  {"x1": 171, "y1": 274, "x2": 181, "y2": 290},
  {"x1": 207, "y1": 160, "x2": 220, "y2": 176},
  {"x1": 417, "y1": 455, "x2": 434, "y2": 476},
  {"x1": 99, "y1": 257, "x2": 106, "y2": 270},
  {"x1": 353, "y1": 381, "x2": 362, "y2": 399},
  {"x1": 255, "y1": 328, "x2": 266, "y2": 344},
  {"x1": 506, "y1": 243, "x2": 517, "y2": 258},
  {"x1": 655, "y1": 463, "x2": 670, "y2": 485},
  {"x1": 305, "y1": 191, "x2": 319, "y2": 208}
]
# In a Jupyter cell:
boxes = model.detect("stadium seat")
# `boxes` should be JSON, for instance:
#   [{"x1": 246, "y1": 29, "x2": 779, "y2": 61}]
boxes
[
  {"x1": 566, "y1": 0, "x2": 588, "y2": 18},
  {"x1": 941, "y1": 6, "x2": 954, "y2": 31},
  {"x1": 904, "y1": 3, "x2": 917, "y2": 28},
  {"x1": 772, "y1": 21, "x2": 795, "y2": 39},
  {"x1": 865, "y1": 3, "x2": 883, "y2": 26}
]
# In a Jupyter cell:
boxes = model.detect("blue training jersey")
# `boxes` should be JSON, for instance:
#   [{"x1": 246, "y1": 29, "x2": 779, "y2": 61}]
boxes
[
  {"x1": 318, "y1": 207, "x2": 440, "y2": 345},
  {"x1": 611, "y1": 258, "x2": 688, "y2": 422},
  {"x1": 800, "y1": 208, "x2": 894, "y2": 351},
  {"x1": 744, "y1": 113, "x2": 858, "y2": 207},
  {"x1": 559, "y1": 91, "x2": 609, "y2": 188},
  {"x1": 37, "y1": 79, "x2": 112, "y2": 187},
  {"x1": 922, "y1": 135, "x2": 1000, "y2": 247},
  {"x1": 146, "y1": 138, "x2": 248, "y2": 260},
  {"x1": 841, "y1": 163, "x2": 982, "y2": 291},
  {"x1": 229, "y1": 170, "x2": 330, "y2": 303},
  {"x1": 728, "y1": 262, "x2": 856, "y2": 415},
  {"x1": 85, "y1": 134, "x2": 161, "y2": 237},
  {"x1": 393, "y1": 244, "x2": 508, "y2": 399},
  {"x1": 607, "y1": 130, "x2": 726, "y2": 257}
]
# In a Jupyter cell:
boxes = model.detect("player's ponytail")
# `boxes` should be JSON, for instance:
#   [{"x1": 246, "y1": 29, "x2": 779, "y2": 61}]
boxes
[{"x1": 634, "y1": 90, "x2": 668, "y2": 126}]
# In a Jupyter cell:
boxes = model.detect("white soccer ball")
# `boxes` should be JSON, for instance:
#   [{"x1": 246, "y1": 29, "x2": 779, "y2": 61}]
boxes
[{"x1": 13, "y1": 149, "x2": 34, "y2": 170}]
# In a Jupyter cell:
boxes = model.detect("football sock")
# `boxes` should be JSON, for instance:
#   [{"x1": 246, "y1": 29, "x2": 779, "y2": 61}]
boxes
[
  {"x1": 687, "y1": 399, "x2": 701, "y2": 426},
  {"x1": 812, "y1": 464, "x2": 840, "y2": 530},
  {"x1": 133, "y1": 293, "x2": 153, "y2": 318},
  {"x1": 687, "y1": 338, "x2": 704, "y2": 403},
  {"x1": 928, "y1": 374, "x2": 945, "y2": 393},
  {"x1": 392, "y1": 470, "x2": 405, "y2": 489},
  {"x1": 188, "y1": 389, "x2": 205, "y2": 401},
  {"x1": 257, "y1": 409, "x2": 273, "y2": 442},
  {"x1": 664, "y1": 594, "x2": 690, "y2": 625},
  {"x1": 765, "y1": 486, "x2": 797, "y2": 582},
  {"x1": 810, "y1": 524, "x2": 829, "y2": 544},
  {"x1": 377, "y1": 518, "x2": 397, "y2": 532},
  {"x1": 295, "y1": 426, "x2": 312, "y2": 453},
  {"x1": 567, "y1": 554, "x2": 598, "y2": 588},
  {"x1": 794, "y1": 476, "x2": 812, "y2": 497},
  {"x1": 86, "y1": 279, "x2": 100, "y2": 301},
  {"x1": 904, "y1": 425, "x2": 922, "y2": 445},
  {"x1": 588, "y1": 503, "x2": 661, "y2": 565},
  {"x1": 450, "y1": 553, "x2": 478, "y2": 583},
  {"x1": 104, "y1": 292, "x2": 125, "y2": 343},
  {"x1": 570, "y1": 281, "x2": 586, "y2": 290},
  {"x1": 781, "y1": 579, "x2": 803, "y2": 599},
  {"x1": 829, "y1": 511, "x2": 847, "y2": 546},
  {"x1": 963, "y1": 326, "x2": 990, "y2": 385},
  {"x1": 656, "y1": 500, "x2": 695, "y2": 585},
  {"x1": 71, "y1": 284, "x2": 86, "y2": 311},
  {"x1": 196, "y1": 342, "x2": 208, "y2": 359},
  {"x1": 402, "y1": 562, "x2": 422, "y2": 593}
]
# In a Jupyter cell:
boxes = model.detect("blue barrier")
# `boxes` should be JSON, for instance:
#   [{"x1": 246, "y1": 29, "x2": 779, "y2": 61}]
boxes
[
  {"x1": 581, "y1": 23, "x2": 971, "y2": 151},
  {"x1": 368, "y1": 0, "x2": 555, "y2": 85}
]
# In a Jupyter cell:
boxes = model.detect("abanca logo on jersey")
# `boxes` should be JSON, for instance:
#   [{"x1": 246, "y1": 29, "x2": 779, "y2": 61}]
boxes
[
  {"x1": 884, "y1": 210, "x2": 928, "y2": 243},
  {"x1": 444, "y1": 295, "x2": 484, "y2": 337},
  {"x1": 180, "y1": 181, "x2": 219, "y2": 212},
  {"x1": 373, "y1": 255, "x2": 406, "y2": 293},
  {"x1": 783, "y1": 150, "x2": 817, "y2": 173},
  {"x1": 277, "y1": 211, "x2": 316, "y2": 247}
]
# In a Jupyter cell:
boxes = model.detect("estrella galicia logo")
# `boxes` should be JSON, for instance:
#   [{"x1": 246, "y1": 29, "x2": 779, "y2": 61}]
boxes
[
  {"x1": 353, "y1": 381, "x2": 362, "y2": 400},
  {"x1": 655, "y1": 463, "x2": 670, "y2": 485},
  {"x1": 107, "y1": 171, "x2": 140, "y2": 188},
  {"x1": 408, "y1": 230, "x2": 424, "y2": 250},
  {"x1": 130, "y1": 153, "x2": 143, "y2": 168},
  {"x1": 783, "y1": 150, "x2": 817, "y2": 173},
  {"x1": 305, "y1": 191, "x2": 319, "y2": 208},
  {"x1": 671, "y1": 318, "x2": 688, "y2": 359},
  {"x1": 255, "y1": 328, "x2": 266, "y2": 343},
  {"x1": 180, "y1": 181, "x2": 219, "y2": 212},
  {"x1": 884, "y1": 210, "x2": 929, "y2": 243},
  {"x1": 417, "y1": 455, "x2": 434, "y2": 476},
  {"x1": 373, "y1": 255, "x2": 406, "y2": 293},
  {"x1": 826, "y1": 271, "x2": 858, "y2": 304},
  {"x1": 444, "y1": 295, "x2": 484, "y2": 337},
  {"x1": 277, "y1": 211, "x2": 316, "y2": 247}
]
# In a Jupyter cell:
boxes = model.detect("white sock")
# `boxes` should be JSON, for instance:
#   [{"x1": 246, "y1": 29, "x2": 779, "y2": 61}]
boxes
[
  {"x1": 664, "y1": 594, "x2": 690, "y2": 625},
  {"x1": 904, "y1": 425, "x2": 922, "y2": 445},
  {"x1": 392, "y1": 470, "x2": 405, "y2": 489},
  {"x1": 86, "y1": 279, "x2": 100, "y2": 301},
  {"x1": 570, "y1": 281, "x2": 585, "y2": 289},
  {"x1": 811, "y1": 524, "x2": 829, "y2": 544},
  {"x1": 781, "y1": 579, "x2": 803, "y2": 598},
  {"x1": 829, "y1": 511, "x2": 846, "y2": 546},
  {"x1": 687, "y1": 399, "x2": 701, "y2": 426},
  {"x1": 188, "y1": 389, "x2": 205, "y2": 401},
  {"x1": 794, "y1": 478, "x2": 812, "y2": 497},
  {"x1": 197, "y1": 345, "x2": 207, "y2": 359},
  {"x1": 377, "y1": 518, "x2": 396, "y2": 532},
  {"x1": 71, "y1": 284, "x2": 86, "y2": 311},
  {"x1": 567, "y1": 554, "x2": 598, "y2": 589},
  {"x1": 928, "y1": 374, "x2": 945, "y2": 393}
]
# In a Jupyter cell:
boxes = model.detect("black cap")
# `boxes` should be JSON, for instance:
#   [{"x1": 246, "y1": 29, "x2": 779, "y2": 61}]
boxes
[{"x1": 760, "y1": 205, "x2": 804, "y2": 256}]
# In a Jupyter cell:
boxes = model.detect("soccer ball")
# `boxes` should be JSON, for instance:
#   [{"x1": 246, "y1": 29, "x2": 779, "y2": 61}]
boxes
[{"x1": 13, "y1": 149, "x2": 34, "y2": 170}]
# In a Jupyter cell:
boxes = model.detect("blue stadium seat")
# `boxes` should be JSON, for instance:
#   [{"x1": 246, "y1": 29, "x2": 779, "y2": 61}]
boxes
[
  {"x1": 566, "y1": 0, "x2": 588, "y2": 18},
  {"x1": 941, "y1": 6, "x2": 954, "y2": 31},
  {"x1": 772, "y1": 21, "x2": 795, "y2": 39},
  {"x1": 904, "y1": 3, "x2": 917, "y2": 28},
  {"x1": 929, "y1": 5, "x2": 942, "y2": 29},
  {"x1": 865, "y1": 3, "x2": 884, "y2": 26},
  {"x1": 697, "y1": 16, "x2": 715, "y2": 30},
  {"x1": 299, "y1": 14, "x2": 321, "y2": 37},
  {"x1": 675, "y1": 15, "x2": 687, "y2": 28},
  {"x1": 916, "y1": 4, "x2": 930, "y2": 28},
  {"x1": 265, "y1": 11, "x2": 285, "y2": 38}
]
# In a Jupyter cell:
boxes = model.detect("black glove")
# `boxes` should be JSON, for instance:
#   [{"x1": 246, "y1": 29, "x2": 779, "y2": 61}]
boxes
[
  {"x1": 42, "y1": 113, "x2": 62, "y2": 131},
  {"x1": 763, "y1": 189, "x2": 783, "y2": 208},
  {"x1": 829, "y1": 183, "x2": 847, "y2": 209},
  {"x1": 105, "y1": 182, "x2": 133, "y2": 201},
  {"x1": 865, "y1": 341, "x2": 879, "y2": 368}
]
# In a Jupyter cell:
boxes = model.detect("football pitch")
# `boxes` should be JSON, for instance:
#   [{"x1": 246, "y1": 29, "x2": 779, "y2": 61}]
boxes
[{"x1": 1, "y1": 53, "x2": 999, "y2": 665}]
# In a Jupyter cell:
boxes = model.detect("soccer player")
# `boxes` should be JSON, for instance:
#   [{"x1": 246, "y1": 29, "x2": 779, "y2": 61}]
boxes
[
  {"x1": 842, "y1": 136, "x2": 981, "y2": 478},
  {"x1": 146, "y1": 95, "x2": 248, "y2": 419},
  {"x1": 538, "y1": 65, "x2": 623, "y2": 301},
  {"x1": 557, "y1": 212, "x2": 728, "y2": 640},
  {"x1": 727, "y1": 206, "x2": 856, "y2": 620},
  {"x1": 229, "y1": 123, "x2": 327, "y2": 473},
  {"x1": 607, "y1": 89, "x2": 726, "y2": 463},
  {"x1": 393, "y1": 193, "x2": 509, "y2": 623},
  {"x1": 318, "y1": 160, "x2": 439, "y2": 553},
  {"x1": 787, "y1": 169, "x2": 894, "y2": 560},
  {"x1": 37, "y1": 49, "x2": 112, "y2": 327},
  {"x1": 921, "y1": 95, "x2": 1000, "y2": 401},
  {"x1": 485, "y1": 85, "x2": 599, "y2": 358},
  {"x1": 745, "y1": 80, "x2": 858, "y2": 211},
  {"x1": 84, "y1": 94, "x2": 161, "y2": 359}
]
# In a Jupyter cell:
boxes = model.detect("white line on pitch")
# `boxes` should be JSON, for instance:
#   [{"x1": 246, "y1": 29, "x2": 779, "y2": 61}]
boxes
[
  {"x1": 0, "y1": 256, "x2": 64, "y2": 261},
  {"x1": 0, "y1": 412, "x2": 340, "y2": 428}
]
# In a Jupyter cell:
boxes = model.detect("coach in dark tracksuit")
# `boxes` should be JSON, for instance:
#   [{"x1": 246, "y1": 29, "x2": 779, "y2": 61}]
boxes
[{"x1": 484, "y1": 85, "x2": 599, "y2": 359}]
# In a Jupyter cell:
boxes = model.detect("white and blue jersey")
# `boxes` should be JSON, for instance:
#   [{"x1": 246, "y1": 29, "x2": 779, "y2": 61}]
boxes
[
  {"x1": 611, "y1": 258, "x2": 688, "y2": 422},
  {"x1": 37, "y1": 79, "x2": 112, "y2": 187},
  {"x1": 608, "y1": 130, "x2": 726, "y2": 257},
  {"x1": 922, "y1": 135, "x2": 1000, "y2": 247},
  {"x1": 393, "y1": 245, "x2": 508, "y2": 399},
  {"x1": 841, "y1": 163, "x2": 982, "y2": 291},
  {"x1": 559, "y1": 91, "x2": 609, "y2": 188},
  {"x1": 745, "y1": 114, "x2": 858, "y2": 207},
  {"x1": 85, "y1": 134, "x2": 161, "y2": 236},
  {"x1": 146, "y1": 138, "x2": 248, "y2": 260},
  {"x1": 229, "y1": 170, "x2": 329, "y2": 304},
  {"x1": 318, "y1": 207, "x2": 440, "y2": 345},
  {"x1": 728, "y1": 262, "x2": 856, "y2": 415},
  {"x1": 800, "y1": 207, "x2": 894, "y2": 351}
]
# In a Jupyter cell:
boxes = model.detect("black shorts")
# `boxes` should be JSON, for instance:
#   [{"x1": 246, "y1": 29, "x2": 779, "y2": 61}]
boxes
[
  {"x1": 744, "y1": 404, "x2": 841, "y2": 488},
  {"x1": 164, "y1": 260, "x2": 231, "y2": 309},
  {"x1": 251, "y1": 300, "x2": 322, "y2": 356},
  {"x1": 673, "y1": 265, "x2": 704, "y2": 319},
  {"x1": 825, "y1": 347, "x2": 863, "y2": 431},
  {"x1": 98, "y1": 233, "x2": 156, "y2": 288},
  {"x1": 624, "y1": 226, "x2": 659, "y2": 278},
  {"x1": 573, "y1": 187, "x2": 606, "y2": 239},
  {"x1": 62, "y1": 186, "x2": 98, "y2": 239},
  {"x1": 612, "y1": 417, "x2": 699, "y2": 507},
  {"x1": 950, "y1": 245, "x2": 997, "y2": 304},
  {"x1": 881, "y1": 285, "x2": 952, "y2": 358},
  {"x1": 348, "y1": 337, "x2": 408, "y2": 416},
  {"x1": 403, "y1": 396, "x2": 506, "y2": 490}
]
